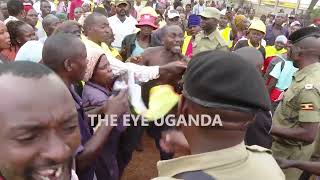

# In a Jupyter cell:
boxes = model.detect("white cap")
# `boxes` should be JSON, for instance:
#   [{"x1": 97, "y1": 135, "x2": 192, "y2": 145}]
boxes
[
  {"x1": 290, "y1": 21, "x2": 301, "y2": 27},
  {"x1": 167, "y1": 9, "x2": 180, "y2": 19}
]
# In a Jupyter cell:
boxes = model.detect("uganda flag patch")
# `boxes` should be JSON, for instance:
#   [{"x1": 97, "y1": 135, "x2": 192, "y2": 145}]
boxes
[{"x1": 301, "y1": 103, "x2": 314, "y2": 110}]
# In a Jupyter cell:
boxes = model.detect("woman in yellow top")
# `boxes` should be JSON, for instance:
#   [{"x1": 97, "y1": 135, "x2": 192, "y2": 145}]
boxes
[
  {"x1": 219, "y1": 9, "x2": 233, "y2": 48},
  {"x1": 262, "y1": 35, "x2": 287, "y2": 74}
]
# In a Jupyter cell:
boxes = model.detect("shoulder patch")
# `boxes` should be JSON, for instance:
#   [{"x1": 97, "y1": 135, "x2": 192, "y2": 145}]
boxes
[
  {"x1": 246, "y1": 145, "x2": 272, "y2": 154},
  {"x1": 301, "y1": 103, "x2": 314, "y2": 110}
]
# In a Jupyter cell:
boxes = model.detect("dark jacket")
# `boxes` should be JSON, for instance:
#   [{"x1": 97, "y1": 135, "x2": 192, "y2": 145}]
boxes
[
  {"x1": 121, "y1": 32, "x2": 158, "y2": 60},
  {"x1": 245, "y1": 110, "x2": 273, "y2": 149}
]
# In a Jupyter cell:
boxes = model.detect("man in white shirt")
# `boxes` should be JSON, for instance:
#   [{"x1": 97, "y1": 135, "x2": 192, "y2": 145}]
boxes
[
  {"x1": 192, "y1": 0, "x2": 205, "y2": 15},
  {"x1": 4, "y1": 0, "x2": 25, "y2": 24},
  {"x1": 134, "y1": 0, "x2": 144, "y2": 15},
  {"x1": 108, "y1": 0, "x2": 137, "y2": 50},
  {"x1": 33, "y1": 0, "x2": 56, "y2": 14}
]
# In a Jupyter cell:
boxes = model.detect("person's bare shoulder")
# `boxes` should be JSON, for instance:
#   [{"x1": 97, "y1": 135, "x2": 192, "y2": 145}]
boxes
[{"x1": 140, "y1": 47, "x2": 163, "y2": 66}]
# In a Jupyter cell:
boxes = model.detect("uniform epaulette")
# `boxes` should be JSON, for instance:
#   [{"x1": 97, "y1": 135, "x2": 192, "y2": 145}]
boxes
[
  {"x1": 246, "y1": 145, "x2": 272, "y2": 154},
  {"x1": 304, "y1": 84, "x2": 320, "y2": 92}
]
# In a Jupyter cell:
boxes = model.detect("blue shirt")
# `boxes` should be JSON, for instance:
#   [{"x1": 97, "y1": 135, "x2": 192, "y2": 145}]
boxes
[
  {"x1": 265, "y1": 24, "x2": 289, "y2": 46},
  {"x1": 269, "y1": 60, "x2": 298, "y2": 91},
  {"x1": 131, "y1": 40, "x2": 145, "y2": 57}
]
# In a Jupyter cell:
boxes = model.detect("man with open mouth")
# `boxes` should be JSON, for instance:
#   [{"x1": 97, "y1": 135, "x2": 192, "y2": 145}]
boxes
[{"x1": 0, "y1": 61, "x2": 81, "y2": 180}]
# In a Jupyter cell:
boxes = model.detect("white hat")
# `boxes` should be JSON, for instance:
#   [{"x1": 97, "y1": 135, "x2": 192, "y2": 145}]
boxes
[
  {"x1": 167, "y1": 9, "x2": 180, "y2": 19},
  {"x1": 290, "y1": 21, "x2": 301, "y2": 27}
]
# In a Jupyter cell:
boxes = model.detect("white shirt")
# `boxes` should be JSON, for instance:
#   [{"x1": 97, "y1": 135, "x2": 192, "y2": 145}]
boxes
[
  {"x1": 134, "y1": 4, "x2": 144, "y2": 15},
  {"x1": 4, "y1": 16, "x2": 18, "y2": 25},
  {"x1": 15, "y1": 40, "x2": 44, "y2": 63},
  {"x1": 33, "y1": 0, "x2": 57, "y2": 14},
  {"x1": 108, "y1": 15, "x2": 137, "y2": 49},
  {"x1": 192, "y1": 4, "x2": 205, "y2": 15},
  {"x1": 36, "y1": 21, "x2": 48, "y2": 40},
  {"x1": 71, "y1": 170, "x2": 79, "y2": 180}
]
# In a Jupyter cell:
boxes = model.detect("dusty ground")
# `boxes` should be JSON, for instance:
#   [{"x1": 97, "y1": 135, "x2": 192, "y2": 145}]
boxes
[{"x1": 122, "y1": 134, "x2": 160, "y2": 180}]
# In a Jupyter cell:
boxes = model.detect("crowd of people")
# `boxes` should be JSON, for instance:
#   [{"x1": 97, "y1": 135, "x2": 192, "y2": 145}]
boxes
[{"x1": 0, "y1": 0, "x2": 320, "y2": 180}]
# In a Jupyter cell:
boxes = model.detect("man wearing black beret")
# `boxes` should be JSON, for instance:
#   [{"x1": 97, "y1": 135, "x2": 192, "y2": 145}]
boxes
[
  {"x1": 270, "y1": 26, "x2": 320, "y2": 180},
  {"x1": 152, "y1": 51, "x2": 285, "y2": 179}
]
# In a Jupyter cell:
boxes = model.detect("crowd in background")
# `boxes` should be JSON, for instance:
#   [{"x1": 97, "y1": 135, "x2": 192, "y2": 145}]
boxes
[{"x1": 1, "y1": 0, "x2": 320, "y2": 180}]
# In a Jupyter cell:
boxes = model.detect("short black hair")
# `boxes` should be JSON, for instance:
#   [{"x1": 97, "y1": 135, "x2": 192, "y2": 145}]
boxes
[
  {"x1": 289, "y1": 26, "x2": 320, "y2": 44},
  {"x1": 83, "y1": 13, "x2": 104, "y2": 34},
  {"x1": 53, "y1": 20, "x2": 82, "y2": 35},
  {"x1": 42, "y1": 33, "x2": 84, "y2": 72},
  {"x1": 0, "y1": 61, "x2": 53, "y2": 79},
  {"x1": 7, "y1": 0, "x2": 24, "y2": 16},
  {"x1": 6, "y1": 20, "x2": 29, "y2": 46},
  {"x1": 40, "y1": 0, "x2": 50, "y2": 6},
  {"x1": 93, "y1": 7, "x2": 108, "y2": 17}
]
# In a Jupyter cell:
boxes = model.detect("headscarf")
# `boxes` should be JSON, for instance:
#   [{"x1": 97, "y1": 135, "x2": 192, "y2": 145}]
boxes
[
  {"x1": 235, "y1": 15, "x2": 246, "y2": 27},
  {"x1": 188, "y1": 14, "x2": 200, "y2": 27},
  {"x1": 83, "y1": 45, "x2": 105, "y2": 82}
]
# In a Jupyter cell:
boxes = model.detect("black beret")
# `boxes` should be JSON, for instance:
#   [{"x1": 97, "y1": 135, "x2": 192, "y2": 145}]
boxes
[
  {"x1": 183, "y1": 51, "x2": 271, "y2": 111},
  {"x1": 289, "y1": 26, "x2": 320, "y2": 44}
]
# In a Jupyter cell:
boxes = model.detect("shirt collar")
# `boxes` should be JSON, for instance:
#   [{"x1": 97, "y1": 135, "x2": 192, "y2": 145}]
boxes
[
  {"x1": 200, "y1": 29, "x2": 219, "y2": 41},
  {"x1": 157, "y1": 142, "x2": 249, "y2": 177},
  {"x1": 69, "y1": 85, "x2": 83, "y2": 110},
  {"x1": 294, "y1": 62, "x2": 320, "y2": 82},
  {"x1": 86, "y1": 81, "x2": 112, "y2": 96}
]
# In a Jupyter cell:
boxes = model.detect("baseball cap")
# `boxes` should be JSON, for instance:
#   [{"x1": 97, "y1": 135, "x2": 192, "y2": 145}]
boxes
[
  {"x1": 167, "y1": 9, "x2": 180, "y2": 19},
  {"x1": 276, "y1": 13, "x2": 286, "y2": 17},
  {"x1": 288, "y1": 14, "x2": 296, "y2": 18},
  {"x1": 115, "y1": 0, "x2": 128, "y2": 6},
  {"x1": 199, "y1": 7, "x2": 221, "y2": 20},
  {"x1": 290, "y1": 21, "x2": 301, "y2": 27}
]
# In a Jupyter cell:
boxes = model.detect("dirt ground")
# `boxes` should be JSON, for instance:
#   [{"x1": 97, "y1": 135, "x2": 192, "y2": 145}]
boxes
[{"x1": 122, "y1": 134, "x2": 160, "y2": 180}]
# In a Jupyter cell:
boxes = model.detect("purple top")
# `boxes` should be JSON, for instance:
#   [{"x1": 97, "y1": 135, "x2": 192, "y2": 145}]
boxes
[
  {"x1": 265, "y1": 24, "x2": 289, "y2": 46},
  {"x1": 82, "y1": 81, "x2": 126, "y2": 180},
  {"x1": 69, "y1": 86, "x2": 95, "y2": 180}
]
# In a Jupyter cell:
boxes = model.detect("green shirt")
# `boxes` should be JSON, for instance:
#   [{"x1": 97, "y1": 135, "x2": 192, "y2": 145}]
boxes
[
  {"x1": 152, "y1": 142, "x2": 285, "y2": 180},
  {"x1": 273, "y1": 62, "x2": 320, "y2": 146},
  {"x1": 193, "y1": 29, "x2": 228, "y2": 55}
]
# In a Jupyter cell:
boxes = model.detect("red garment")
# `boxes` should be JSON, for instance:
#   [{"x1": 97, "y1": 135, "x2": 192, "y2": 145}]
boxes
[
  {"x1": 262, "y1": 56, "x2": 275, "y2": 75},
  {"x1": 270, "y1": 88, "x2": 284, "y2": 102},
  {"x1": 0, "y1": 46, "x2": 19, "y2": 61},
  {"x1": 69, "y1": 0, "x2": 83, "y2": 20},
  {"x1": 23, "y1": 3, "x2": 33, "y2": 12},
  {"x1": 185, "y1": 40, "x2": 193, "y2": 58}
]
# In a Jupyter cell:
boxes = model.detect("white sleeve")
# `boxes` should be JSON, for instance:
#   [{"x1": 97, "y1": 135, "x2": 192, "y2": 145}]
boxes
[
  {"x1": 106, "y1": 54, "x2": 160, "y2": 83},
  {"x1": 192, "y1": 5, "x2": 196, "y2": 14},
  {"x1": 50, "y1": 2, "x2": 57, "y2": 12}
]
